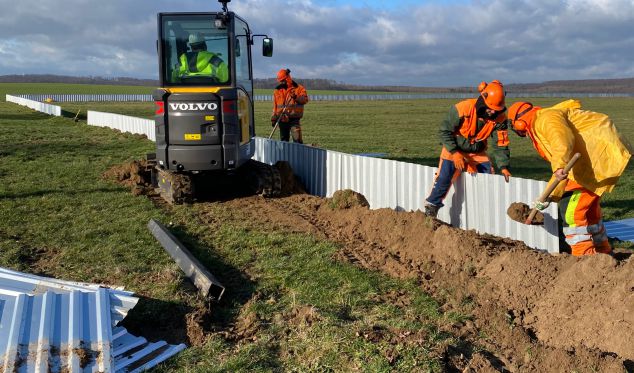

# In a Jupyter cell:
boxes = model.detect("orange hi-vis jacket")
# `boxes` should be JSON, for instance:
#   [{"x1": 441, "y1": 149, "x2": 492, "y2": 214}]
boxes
[
  {"x1": 272, "y1": 81, "x2": 309, "y2": 124},
  {"x1": 527, "y1": 100, "x2": 632, "y2": 197},
  {"x1": 439, "y1": 98, "x2": 510, "y2": 169}
]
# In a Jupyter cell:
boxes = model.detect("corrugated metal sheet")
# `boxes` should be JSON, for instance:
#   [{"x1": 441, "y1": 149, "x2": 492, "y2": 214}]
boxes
[
  {"x1": 6, "y1": 95, "x2": 62, "y2": 116},
  {"x1": 0, "y1": 269, "x2": 186, "y2": 372},
  {"x1": 0, "y1": 267, "x2": 137, "y2": 327},
  {"x1": 253, "y1": 138, "x2": 560, "y2": 253},
  {"x1": 87, "y1": 111, "x2": 155, "y2": 142},
  {"x1": 604, "y1": 218, "x2": 634, "y2": 242}
]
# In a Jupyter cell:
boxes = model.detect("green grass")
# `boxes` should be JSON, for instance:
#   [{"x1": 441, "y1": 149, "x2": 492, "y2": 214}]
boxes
[
  {"x1": 1, "y1": 84, "x2": 632, "y2": 370},
  {"x1": 0, "y1": 98, "x2": 457, "y2": 371}
]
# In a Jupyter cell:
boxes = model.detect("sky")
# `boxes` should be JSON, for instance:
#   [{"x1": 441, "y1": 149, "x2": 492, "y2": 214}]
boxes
[{"x1": 0, "y1": 0, "x2": 633, "y2": 87}]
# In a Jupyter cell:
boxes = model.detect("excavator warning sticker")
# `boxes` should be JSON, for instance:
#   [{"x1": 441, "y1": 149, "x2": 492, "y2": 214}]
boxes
[
  {"x1": 205, "y1": 115, "x2": 215, "y2": 121},
  {"x1": 184, "y1": 134, "x2": 202, "y2": 140}
]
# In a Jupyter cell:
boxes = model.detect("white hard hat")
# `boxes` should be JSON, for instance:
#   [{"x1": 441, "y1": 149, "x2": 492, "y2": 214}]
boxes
[{"x1": 188, "y1": 32, "x2": 205, "y2": 45}]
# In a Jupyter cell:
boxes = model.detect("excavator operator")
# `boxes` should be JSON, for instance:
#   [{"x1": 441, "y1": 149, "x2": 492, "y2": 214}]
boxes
[
  {"x1": 176, "y1": 32, "x2": 229, "y2": 83},
  {"x1": 424, "y1": 80, "x2": 511, "y2": 218}
]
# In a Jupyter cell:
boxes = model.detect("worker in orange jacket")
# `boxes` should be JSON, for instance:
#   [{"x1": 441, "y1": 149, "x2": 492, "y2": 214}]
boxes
[
  {"x1": 271, "y1": 68, "x2": 309, "y2": 143},
  {"x1": 508, "y1": 100, "x2": 632, "y2": 256},
  {"x1": 424, "y1": 80, "x2": 512, "y2": 218}
]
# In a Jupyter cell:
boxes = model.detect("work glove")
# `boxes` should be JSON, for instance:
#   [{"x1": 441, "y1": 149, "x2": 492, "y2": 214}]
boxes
[
  {"x1": 466, "y1": 163, "x2": 477, "y2": 175},
  {"x1": 271, "y1": 119, "x2": 277, "y2": 127},
  {"x1": 531, "y1": 199, "x2": 551, "y2": 211},
  {"x1": 289, "y1": 88, "x2": 297, "y2": 100},
  {"x1": 501, "y1": 168, "x2": 511, "y2": 183},
  {"x1": 451, "y1": 152, "x2": 466, "y2": 171},
  {"x1": 280, "y1": 113, "x2": 290, "y2": 123}
]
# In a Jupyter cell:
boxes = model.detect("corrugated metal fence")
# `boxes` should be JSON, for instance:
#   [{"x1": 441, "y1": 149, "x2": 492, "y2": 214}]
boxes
[
  {"x1": 84, "y1": 111, "x2": 560, "y2": 253},
  {"x1": 6, "y1": 94, "x2": 62, "y2": 116},
  {"x1": 14, "y1": 92, "x2": 634, "y2": 103},
  {"x1": 88, "y1": 111, "x2": 155, "y2": 141}
]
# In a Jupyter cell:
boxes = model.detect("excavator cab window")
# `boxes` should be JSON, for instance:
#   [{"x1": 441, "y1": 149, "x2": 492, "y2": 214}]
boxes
[{"x1": 160, "y1": 15, "x2": 231, "y2": 86}]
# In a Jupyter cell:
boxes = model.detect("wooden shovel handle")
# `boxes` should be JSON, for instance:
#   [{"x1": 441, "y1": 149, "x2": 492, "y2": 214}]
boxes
[{"x1": 525, "y1": 153, "x2": 581, "y2": 224}]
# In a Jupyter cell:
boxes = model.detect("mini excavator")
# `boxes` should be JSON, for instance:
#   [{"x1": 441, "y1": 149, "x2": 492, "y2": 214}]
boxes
[{"x1": 149, "y1": 0, "x2": 285, "y2": 203}]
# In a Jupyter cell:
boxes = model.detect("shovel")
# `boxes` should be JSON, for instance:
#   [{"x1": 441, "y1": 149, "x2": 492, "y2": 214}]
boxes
[
  {"x1": 268, "y1": 93, "x2": 292, "y2": 140},
  {"x1": 524, "y1": 152, "x2": 581, "y2": 224}
]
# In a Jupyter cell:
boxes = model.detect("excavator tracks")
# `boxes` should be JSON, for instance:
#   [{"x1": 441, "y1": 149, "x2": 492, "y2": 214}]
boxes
[
  {"x1": 156, "y1": 167, "x2": 195, "y2": 204},
  {"x1": 152, "y1": 160, "x2": 289, "y2": 204}
]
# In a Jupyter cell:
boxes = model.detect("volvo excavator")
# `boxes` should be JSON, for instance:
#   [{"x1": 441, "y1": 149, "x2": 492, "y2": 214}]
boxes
[{"x1": 149, "y1": 0, "x2": 286, "y2": 203}]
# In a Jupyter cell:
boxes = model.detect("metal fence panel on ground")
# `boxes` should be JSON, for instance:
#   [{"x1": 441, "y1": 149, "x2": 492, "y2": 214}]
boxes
[{"x1": 6, "y1": 94, "x2": 62, "y2": 116}]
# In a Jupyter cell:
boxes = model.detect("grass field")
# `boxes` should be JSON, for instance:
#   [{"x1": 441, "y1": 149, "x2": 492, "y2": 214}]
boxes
[{"x1": 0, "y1": 83, "x2": 633, "y2": 371}]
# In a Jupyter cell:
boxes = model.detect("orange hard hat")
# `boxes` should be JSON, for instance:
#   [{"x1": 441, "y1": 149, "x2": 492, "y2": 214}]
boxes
[
  {"x1": 277, "y1": 68, "x2": 291, "y2": 82},
  {"x1": 507, "y1": 101, "x2": 534, "y2": 132},
  {"x1": 477, "y1": 80, "x2": 505, "y2": 111}
]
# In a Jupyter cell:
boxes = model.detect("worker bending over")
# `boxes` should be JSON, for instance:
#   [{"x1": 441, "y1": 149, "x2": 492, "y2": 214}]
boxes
[
  {"x1": 271, "y1": 68, "x2": 309, "y2": 143},
  {"x1": 507, "y1": 100, "x2": 632, "y2": 256},
  {"x1": 424, "y1": 80, "x2": 512, "y2": 218}
]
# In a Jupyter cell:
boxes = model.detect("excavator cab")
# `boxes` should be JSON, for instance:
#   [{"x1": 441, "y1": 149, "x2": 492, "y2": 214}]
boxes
[{"x1": 152, "y1": 1, "x2": 279, "y2": 203}]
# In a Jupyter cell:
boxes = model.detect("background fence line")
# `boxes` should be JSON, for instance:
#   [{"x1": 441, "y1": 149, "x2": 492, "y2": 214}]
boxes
[
  {"x1": 6, "y1": 94, "x2": 62, "y2": 116},
  {"x1": 14, "y1": 92, "x2": 634, "y2": 103},
  {"x1": 82, "y1": 110, "x2": 560, "y2": 253}
]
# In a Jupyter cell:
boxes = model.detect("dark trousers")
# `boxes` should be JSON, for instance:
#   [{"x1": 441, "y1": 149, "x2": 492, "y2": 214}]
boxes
[
  {"x1": 279, "y1": 122, "x2": 303, "y2": 144},
  {"x1": 426, "y1": 158, "x2": 492, "y2": 207}
]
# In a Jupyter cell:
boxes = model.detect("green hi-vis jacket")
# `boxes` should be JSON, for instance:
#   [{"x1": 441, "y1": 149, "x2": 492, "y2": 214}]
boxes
[
  {"x1": 177, "y1": 51, "x2": 229, "y2": 83},
  {"x1": 439, "y1": 98, "x2": 511, "y2": 169}
]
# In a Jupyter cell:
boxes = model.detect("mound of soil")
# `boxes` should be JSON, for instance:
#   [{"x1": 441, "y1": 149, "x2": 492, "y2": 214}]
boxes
[
  {"x1": 217, "y1": 191, "x2": 633, "y2": 371},
  {"x1": 102, "y1": 160, "x2": 154, "y2": 196},
  {"x1": 507, "y1": 202, "x2": 545, "y2": 225},
  {"x1": 328, "y1": 189, "x2": 370, "y2": 209}
]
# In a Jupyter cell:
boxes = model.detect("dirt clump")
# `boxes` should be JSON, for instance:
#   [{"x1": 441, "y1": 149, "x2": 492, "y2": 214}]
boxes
[
  {"x1": 507, "y1": 202, "x2": 545, "y2": 225},
  {"x1": 211, "y1": 191, "x2": 634, "y2": 371},
  {"x1": 328, "y1": 189, "x2": 370, "y2": 209},
  {"x1": 102, "y1": 160, "x2": 154, "y2": 196}
]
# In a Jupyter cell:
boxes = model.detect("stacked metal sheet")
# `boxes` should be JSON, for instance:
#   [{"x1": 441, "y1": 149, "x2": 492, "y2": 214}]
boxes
[{"x1": 0, "y1": 267, "x2": 186, "y2": 372}]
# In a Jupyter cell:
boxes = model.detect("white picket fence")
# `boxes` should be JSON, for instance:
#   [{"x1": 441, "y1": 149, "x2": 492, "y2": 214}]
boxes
[
  {"x1": 6, "y1": 94, "x2": 62, "y2": 116},
  {"x1": 6, "y1": 97, "x2": 560, "y2": 252}
]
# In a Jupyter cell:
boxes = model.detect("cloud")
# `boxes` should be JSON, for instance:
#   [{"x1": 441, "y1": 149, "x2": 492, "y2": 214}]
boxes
[{"x1": 0, "y1": 0, "x2": 633, "y2": 86}]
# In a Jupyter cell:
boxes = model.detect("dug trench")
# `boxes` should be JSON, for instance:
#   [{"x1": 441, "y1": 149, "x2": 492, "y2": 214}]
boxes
[{"x1": 107, "y1": 163, "x2": 634, "y2": 371}]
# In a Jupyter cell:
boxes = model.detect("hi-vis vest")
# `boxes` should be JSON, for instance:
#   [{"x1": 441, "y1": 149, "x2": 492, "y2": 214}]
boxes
[
  {"x1": 530, "y1": 99, "x2": 632, "y2": 196},
  {"x1": 455, "y1": 99, "x2": 508, "y2": 146},
  {"x1": 178, "y1": 52, "x2": 228, "y2": 82},
  {"x1": 272, "y1": 81, "x2": 309, "y2": 121}
]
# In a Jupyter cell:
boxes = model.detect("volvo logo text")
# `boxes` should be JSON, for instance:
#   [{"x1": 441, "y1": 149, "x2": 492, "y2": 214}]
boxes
[{"x1": 169, "y1": 103, "x2": 218, "y2": 111}]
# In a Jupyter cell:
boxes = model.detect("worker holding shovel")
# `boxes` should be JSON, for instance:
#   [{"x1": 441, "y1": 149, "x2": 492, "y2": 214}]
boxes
[
  {"x1": 271, "y1": 68, "x2": 309, "y2": 143},
  {"x1": 507, "y1": 100, "x2": 632, "y2": 256}
]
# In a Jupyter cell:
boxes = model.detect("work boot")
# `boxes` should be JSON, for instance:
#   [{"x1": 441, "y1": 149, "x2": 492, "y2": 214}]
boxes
[{"x1": 424, "y1": 203, "x2": 440, "y2": 218}]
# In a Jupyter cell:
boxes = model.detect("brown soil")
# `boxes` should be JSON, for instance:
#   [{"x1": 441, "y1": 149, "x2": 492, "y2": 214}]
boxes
[
  {"x1": 212, "y1": 190, "x2": 633, "y2": 371},
  {"x1": 507, "y1": 202, "x2": 545, "y2": 225},
  {"x1": 109, "y1": 156, "x2": 633, "y2": 371},
  {"x1": 102, "y1": 160, "x2": 155, "y2": 197}
]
